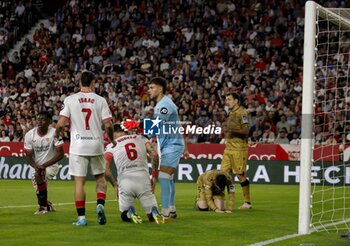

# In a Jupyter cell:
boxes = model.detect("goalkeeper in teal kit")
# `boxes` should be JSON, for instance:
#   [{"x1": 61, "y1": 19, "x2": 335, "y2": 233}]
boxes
[{"x1": 122, "y1": 77, "x2": 189, "y2": 218}]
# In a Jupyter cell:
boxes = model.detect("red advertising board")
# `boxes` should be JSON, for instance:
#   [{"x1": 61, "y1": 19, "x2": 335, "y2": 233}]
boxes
[{"x1": 0, "y1": 142, "x2": 340, "y2": 161}]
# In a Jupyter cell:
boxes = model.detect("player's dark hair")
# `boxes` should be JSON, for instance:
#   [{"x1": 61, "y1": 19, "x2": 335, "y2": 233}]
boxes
[
  {"x1": 81, "y1": 71, "x2": 95, "y2": 87},
  {"x1": 149, "y1": 77, "x2": 167, "y2": 94},
  {"x1": 215, "y1": 174, "x2": 227, "y2": 191},
  {"x1": 113, "y1": 124, "x2": 124, "y2": 132},
  {"x1": 38, "y1": 111, "x2": 52, "y2": 120},
  {"x1": 226, "y1": 92, "x2": 241, "y2": 105}
]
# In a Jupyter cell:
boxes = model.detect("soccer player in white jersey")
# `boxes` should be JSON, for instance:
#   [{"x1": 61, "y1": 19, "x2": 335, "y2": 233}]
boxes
[
  {"x1": 55, "y1": 71, "x2": 116, "y2": 226},
  {"x1": 104, "y1": 124, "x2": 164, "y2": 224},
  {"x1": 24, "y1": 111, "x2": 64, "y2": 214}
]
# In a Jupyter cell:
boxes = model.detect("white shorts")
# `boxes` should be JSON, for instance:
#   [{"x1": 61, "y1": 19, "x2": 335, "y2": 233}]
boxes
[
  {"x1": 118, "y1": 171, "x2": 157, "y2": 214},
  {"x1": 69, "y1": 154, "x2": 105, "y2": 177},
  {"x1": 31, "y1": 164, "x2": 59, "y2": 180},
  {"x1": 46, "y1": 164, "x2": 59, "y2": 179}
]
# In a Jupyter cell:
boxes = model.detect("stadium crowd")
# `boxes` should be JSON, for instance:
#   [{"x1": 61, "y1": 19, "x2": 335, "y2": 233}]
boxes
[
  {"x1": 0, "y1": 0, "x2": 41, "y2": 59},
  {"x1": 0, "y1": 0, "x2": 348, "y2": 144}
]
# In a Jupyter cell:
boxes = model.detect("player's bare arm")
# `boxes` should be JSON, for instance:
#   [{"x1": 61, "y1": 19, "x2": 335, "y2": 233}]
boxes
[
  {"x1": 55, "y1": 117, "x2": 69, "y2": 138},
  {"x1": 104, "y1": 155, "x2": 117, "y2": 187},
  {"x1": 24, "y1": 149, "x2": 39, "y2": 171},
  {"x1": 145, "y1": 141, "x2": 159, "y2": 192},
  {"x1": 24, "y1": 149, "x2": 46, "y2": 183},
  {"x1": 104, "y1": 156, "x2": 119, "y2": 199},
  {"x1": 145, "y1": 142, "x2": 159, "y2": 171},
  {"x1": 103, "y1": 119, "x2": 116, "y2": 147},
  {"x1": 105, "y1": 166, "x2": 118, "y2": 188},
  {"x1": 40, "y1": 146, "x2": 64, "y2": 169}
]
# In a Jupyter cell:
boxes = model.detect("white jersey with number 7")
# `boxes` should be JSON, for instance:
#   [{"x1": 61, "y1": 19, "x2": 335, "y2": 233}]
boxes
[{"x1": 59, "y1": 92, "x2": 112, "y2": 155}]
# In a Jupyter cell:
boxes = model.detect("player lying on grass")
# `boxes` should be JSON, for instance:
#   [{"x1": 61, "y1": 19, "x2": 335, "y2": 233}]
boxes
[
  {"x1": 195, "y1": 169, "x2": 234, "y2": 213},
  {"x1": 24, "y1": 111, "x2": 64, "y2": 214},
  {"x1": 104, "y1": 124, "x2": 165, "y2": 224}
]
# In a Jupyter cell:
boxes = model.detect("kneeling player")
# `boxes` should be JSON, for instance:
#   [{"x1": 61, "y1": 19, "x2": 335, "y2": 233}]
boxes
[
  {"x1": 195, "y1": 170, "x2": 234, "y2": 213},
  {"x1": 105, "y1": 124, "x2": 164, "y2": 224},
  {"x1": 24, "y1": 111, "x2": 64, "y2": 214}
]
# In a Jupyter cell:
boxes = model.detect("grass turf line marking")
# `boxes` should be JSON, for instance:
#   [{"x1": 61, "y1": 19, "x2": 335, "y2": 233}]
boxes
[
  {"x1": 249, "y1": 219, "x2": 350, "y2": 245},
  {"x1": 247, "y1": 233, "x2": 301, "y2": 246},
  {"x1": 0, "y1": 199, "x2": 117, "y2": 209}
]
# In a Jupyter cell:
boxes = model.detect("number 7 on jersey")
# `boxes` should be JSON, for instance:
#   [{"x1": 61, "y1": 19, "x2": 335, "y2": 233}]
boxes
[{"x1": 82, "y1": 108, "x2": 92, "y2": 130}]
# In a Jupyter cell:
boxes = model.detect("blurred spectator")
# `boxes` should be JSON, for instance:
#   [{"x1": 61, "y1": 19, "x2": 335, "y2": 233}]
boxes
[
  {"x1": 274, "y1": 128, "x2": 289, "y2": 144},
  {"x1": 276, "y1": 115, "x2": 291, "y2": 133},
  {"x1": 262, "y1": 123, "x2": 276, "y2": 144},
  {"x1": 289, "y1": 133, "x2": 301, "y2": 145},
  {"x1": 0, "y1": 129, "x2": 10, "y2": 142}
]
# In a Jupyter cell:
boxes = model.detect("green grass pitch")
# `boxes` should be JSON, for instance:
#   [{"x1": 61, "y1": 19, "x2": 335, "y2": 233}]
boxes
[{"x1": 0, "y1": 180, "x2": 348, "y2": 246}]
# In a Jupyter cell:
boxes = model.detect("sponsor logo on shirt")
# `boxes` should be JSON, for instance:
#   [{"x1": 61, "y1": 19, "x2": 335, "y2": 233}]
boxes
[
  {"x1": 160, "y1": 107, "x2": 168, "y2": 114},
  {"x1": 75, "y1": 134, "x2": 94, "y2": 140}
]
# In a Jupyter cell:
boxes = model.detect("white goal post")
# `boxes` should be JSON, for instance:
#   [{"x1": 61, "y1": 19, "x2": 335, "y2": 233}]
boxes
[{"x1": 299, "y1": 1, "x2": 350, "y2": 235}]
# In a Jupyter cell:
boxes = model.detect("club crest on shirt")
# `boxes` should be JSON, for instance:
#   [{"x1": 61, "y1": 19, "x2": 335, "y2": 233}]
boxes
[
  {"x1": 160, "y1": 107, "x2": 168, "y2": 114},
  {"x1": 45, "y1": 138, "x2": 50, "y2": 143},
  {"x1": 242, "y1": 115, "x2": 248, "y2": 124}
]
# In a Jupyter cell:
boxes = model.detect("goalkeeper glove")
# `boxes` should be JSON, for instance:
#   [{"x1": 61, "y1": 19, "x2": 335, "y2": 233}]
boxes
[{"x1": 121, "y1": 119, "x2": 140, "y2": 131}]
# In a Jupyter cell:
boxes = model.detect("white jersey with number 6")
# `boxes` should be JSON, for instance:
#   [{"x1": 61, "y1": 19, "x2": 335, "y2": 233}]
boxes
[
  {"x1": 59, "y1": 92, "x2": 112, "y2": 156},
  {"x1": 105, "y1": 135, "x2": 149, "y2": 177}
]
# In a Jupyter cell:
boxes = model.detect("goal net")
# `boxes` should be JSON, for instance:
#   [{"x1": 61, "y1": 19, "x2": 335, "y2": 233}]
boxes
[{"x1": 299, "y1": 1, "x2": 350, "y2": 234}]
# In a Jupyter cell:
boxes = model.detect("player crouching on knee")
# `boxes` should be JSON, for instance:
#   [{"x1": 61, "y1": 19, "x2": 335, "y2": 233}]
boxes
[
  {"x1": 195, "y1": 170, "x2": 234, "y2": 213},
  {"x1": 104, "y1": 124, "x2": 165, "y2": 224}
]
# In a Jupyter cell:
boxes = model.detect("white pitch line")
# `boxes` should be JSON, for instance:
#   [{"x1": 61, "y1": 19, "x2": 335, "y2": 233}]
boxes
[
  {"x1": 247, "y1": 233, "x2": 301, "y2": 246},
  {"x1": 0, "y1": 199, "x2": 117, "y2": 209},
  {"x1": 249, "y1": 219, "x2": 350, "y2": 246}
]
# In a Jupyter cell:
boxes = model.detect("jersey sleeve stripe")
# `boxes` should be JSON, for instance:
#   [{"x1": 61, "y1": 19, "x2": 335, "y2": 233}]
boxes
[
  {"x1": 102, "y1": 117, "x2": 112, "y2": 122},
  {"x1": 59, "y1": 114, "x2": 70, "y2": 119},
  {"x1": 105, "y1": 152, "x2": 113, "y2": 162},
  {"x1": 55, "y1": 143, "x2": 64, "y2": 148}
]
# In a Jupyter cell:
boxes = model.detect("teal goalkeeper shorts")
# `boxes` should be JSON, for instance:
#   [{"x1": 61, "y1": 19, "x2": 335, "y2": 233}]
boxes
[{"x1": 160, "y1": 151, "x2": 182, "y2": 169}]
